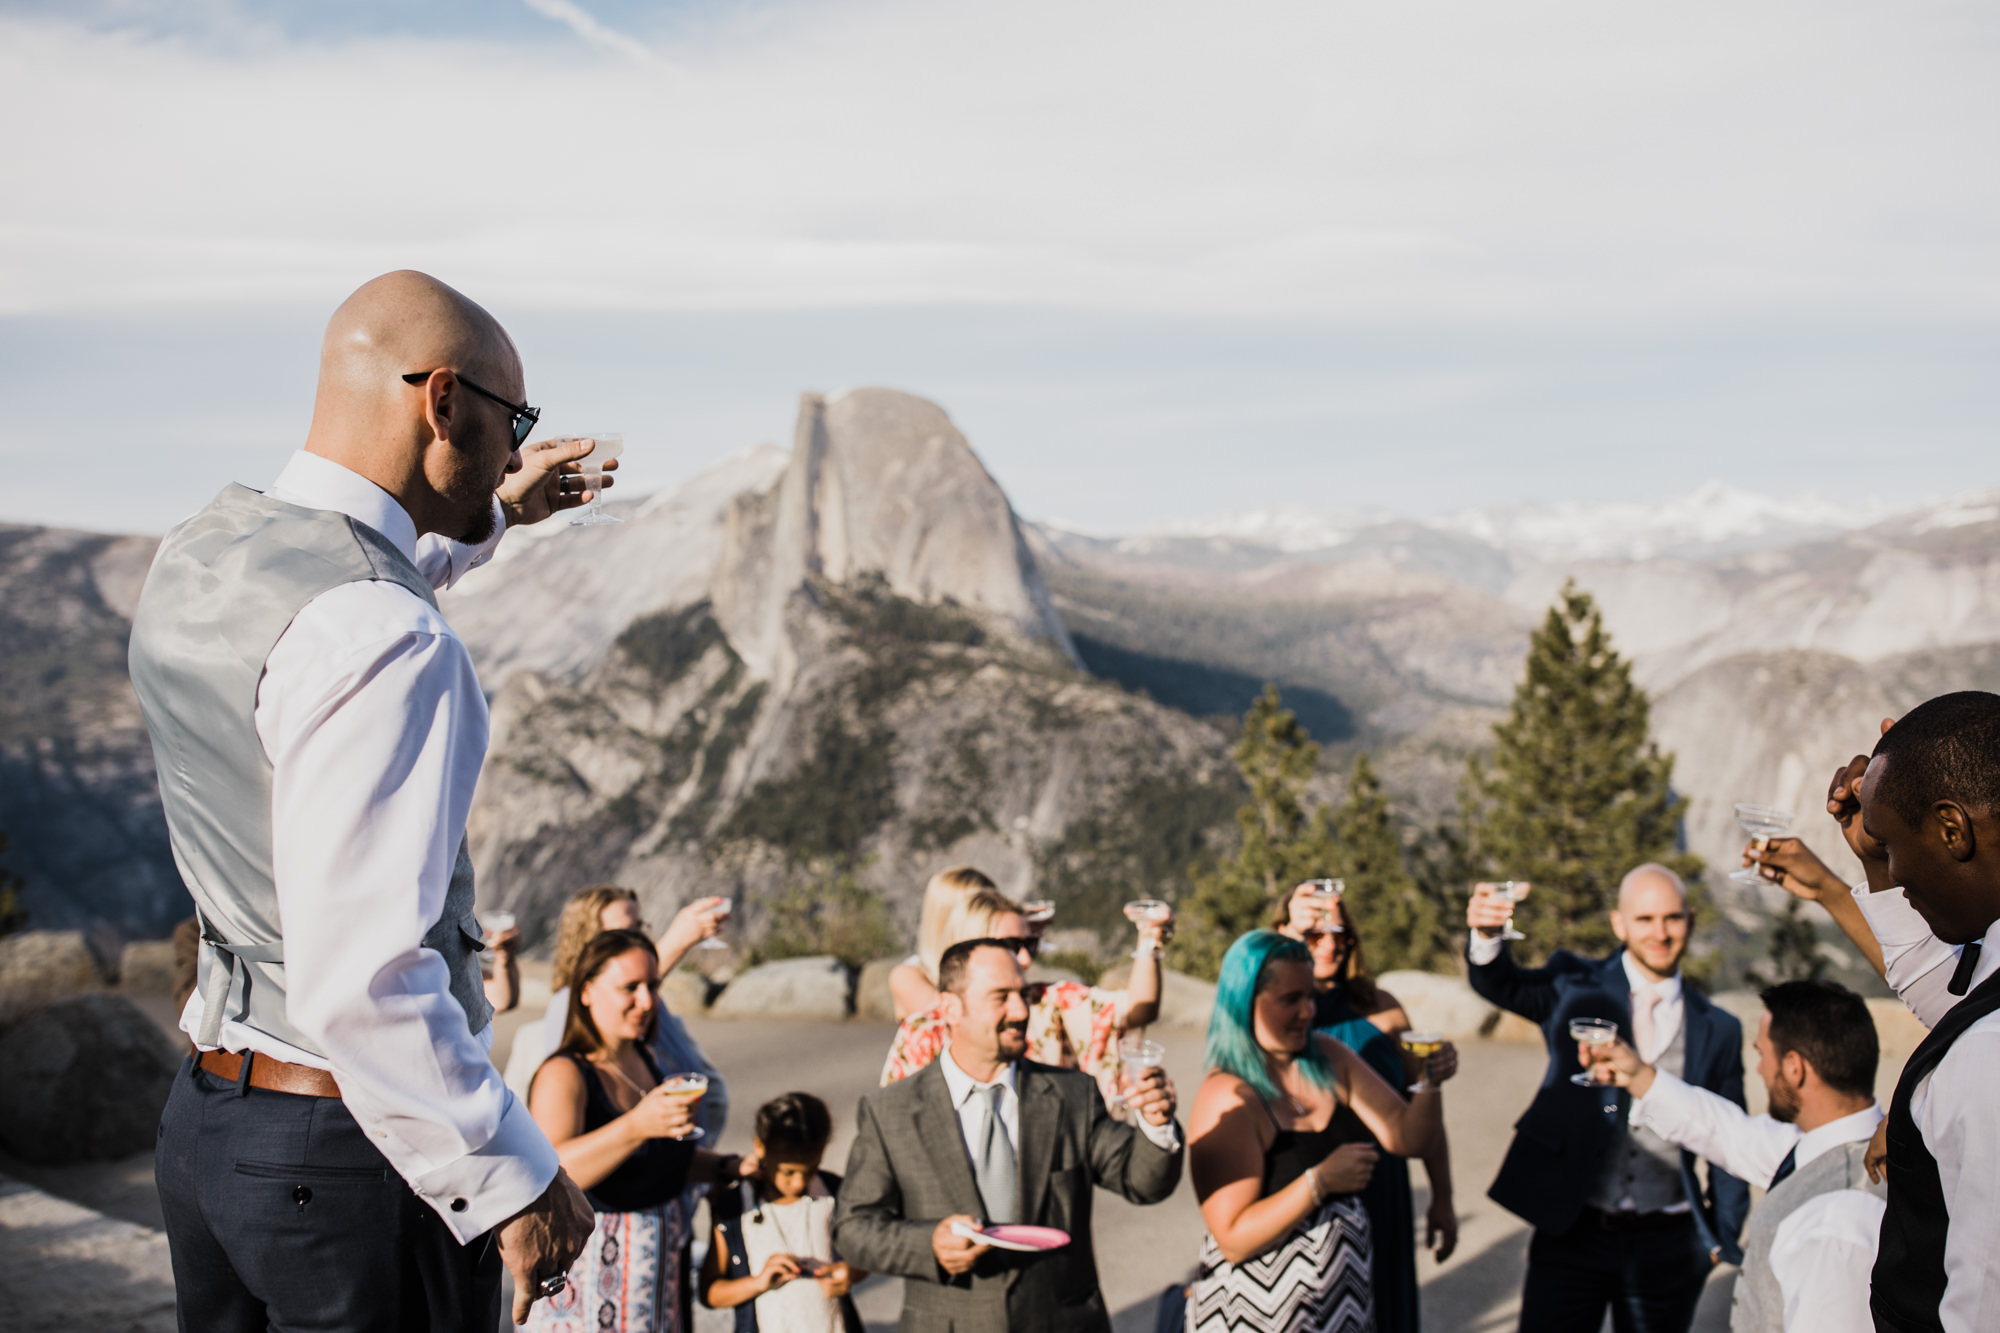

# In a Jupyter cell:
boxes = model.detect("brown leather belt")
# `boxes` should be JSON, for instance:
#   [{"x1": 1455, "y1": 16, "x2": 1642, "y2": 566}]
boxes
[{"x1": 198, "y1": 1049, "x2": 342, "y2": 1098}]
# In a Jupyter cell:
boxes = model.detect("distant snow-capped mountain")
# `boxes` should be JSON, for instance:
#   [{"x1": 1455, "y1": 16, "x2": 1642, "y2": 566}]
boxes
[{"x1": 1139, "y1": 482, "x2": 1898, "y2": 564}]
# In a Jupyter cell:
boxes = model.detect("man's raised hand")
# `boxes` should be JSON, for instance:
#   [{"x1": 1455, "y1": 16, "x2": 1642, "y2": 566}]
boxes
[
  {"x1": 499, "y1": 436, "x2": 618, "y2": 528},
  {"x1": 1127, "y1": 1066, "x2": 1178, "y2": 1127}
]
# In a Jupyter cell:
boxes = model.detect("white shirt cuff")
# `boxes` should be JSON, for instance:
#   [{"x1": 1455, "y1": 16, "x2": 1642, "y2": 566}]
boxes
[
  {"x1": 1467, "y1": 933, "x2": 1504, "y2": 967},
  {"x1": 1627, "y1": 1067, "x2": 1690, "y2": 1133},
  {"x1": 1136, "y1": 1114, "x2": 1183, "y2": 1154},
  {"x1": 407, "y1": 1091, "x2": 560, "y2": 1243},
  {"x1": 1850, "y1": 881, "x2": 1933, "y2": 947}
]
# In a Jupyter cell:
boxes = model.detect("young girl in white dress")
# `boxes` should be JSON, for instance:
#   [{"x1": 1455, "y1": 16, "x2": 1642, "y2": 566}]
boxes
[{"x1": 700, "y1": 1094, "x2": 867, "y2": 1333}]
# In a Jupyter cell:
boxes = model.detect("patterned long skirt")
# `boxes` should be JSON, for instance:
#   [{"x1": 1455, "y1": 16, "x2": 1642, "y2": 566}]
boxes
[
  {"x1": 525, "y1": 1193, "x2": 699, "y2": 1333},
  {"x1": 1187, "y1": 1195, "x2": 1374, "y2": 1333}
]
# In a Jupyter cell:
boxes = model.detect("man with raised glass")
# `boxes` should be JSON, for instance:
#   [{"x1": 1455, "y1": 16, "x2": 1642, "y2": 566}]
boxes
[
  {"x1": 1581, "y1": 978, "x2": 1885, "y2": 1333},
  {"x1": 1466, "y1": 865, "x2": 1749, "y2": 1333},
  {"x1": 133, "y1": 271, "x2": 609, "y2": 1330}
]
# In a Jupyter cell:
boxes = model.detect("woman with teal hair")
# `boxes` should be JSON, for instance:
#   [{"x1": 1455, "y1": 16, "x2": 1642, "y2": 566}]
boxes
[
  {"x1": 1275, "y1": 883, "x2": 1458, "y2": 1333},
  {"x1": 1185, "y1": 931, "x2": 1453, "y2": 1333}
]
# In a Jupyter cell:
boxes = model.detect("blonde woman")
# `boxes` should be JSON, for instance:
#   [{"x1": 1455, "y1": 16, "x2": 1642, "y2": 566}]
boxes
[
  {"x1": 878, "y1": 883, "x2": 1169, "y2": 1109},
  {"x1": 886, "y1": 866, "x2": 998, "y2": 1020}
]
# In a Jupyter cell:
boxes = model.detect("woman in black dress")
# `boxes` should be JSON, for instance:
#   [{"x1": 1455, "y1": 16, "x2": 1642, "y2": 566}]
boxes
[{"x1": 527, "y1": 929, "x2": 744, "y2": 1333}]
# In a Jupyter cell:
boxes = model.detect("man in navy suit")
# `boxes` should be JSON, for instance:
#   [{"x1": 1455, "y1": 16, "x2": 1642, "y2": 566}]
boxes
[{"x1": 1468, "y1": 863, "x2": 1749, "y2": 1333}]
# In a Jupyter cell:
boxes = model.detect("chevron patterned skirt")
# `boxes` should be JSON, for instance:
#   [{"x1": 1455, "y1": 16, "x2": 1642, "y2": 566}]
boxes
[{"x1": 1188, "y1": 1195, "x2": 1374, "y2": 1333}]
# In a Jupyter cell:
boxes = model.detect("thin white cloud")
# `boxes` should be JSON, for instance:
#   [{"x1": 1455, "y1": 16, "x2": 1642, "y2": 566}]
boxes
[
  {"x1": 519, "y1": 0, "x2": 662, "y2": 66},
  {"x1": 0, "y1": 1, "x2": 1995, "y2": 321}
]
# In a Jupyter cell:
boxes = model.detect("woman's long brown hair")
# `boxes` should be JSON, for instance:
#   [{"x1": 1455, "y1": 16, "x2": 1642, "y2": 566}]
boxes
[
  {"x1": 1272, "y1": 884, "x2": 1380, "y2": 1014},
  {"x1": 555, "y1": 928, "x2": 661, "y2": 1058}
]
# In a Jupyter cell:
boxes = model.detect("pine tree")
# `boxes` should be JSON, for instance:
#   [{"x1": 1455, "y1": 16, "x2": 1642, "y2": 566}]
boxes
[
  {"x1": 1463, "y1": 582, "x2": 1702, "y2": 960},
  {"x1": 1181, "y1": 686, "x2": 1338, "y2": 978},
  {"x1": 1334, "y1": 753, "x2": 1448, "y2": 972},
  {"x1": 1746, "y1": 898, "x2": 1828, "y2": 989}
]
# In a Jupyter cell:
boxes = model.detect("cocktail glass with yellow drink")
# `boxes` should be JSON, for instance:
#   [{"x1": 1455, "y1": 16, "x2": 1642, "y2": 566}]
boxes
[
  {"x1": 659, "y1": 1072, "x2": 708, "y2": 1139},
  {"x1": 1400, "y1": 1031, "x2": 1446, "y2": 1093},
  {"x1": 1568, "y1": 1018, "x2": 1619, "y2": 1087}
]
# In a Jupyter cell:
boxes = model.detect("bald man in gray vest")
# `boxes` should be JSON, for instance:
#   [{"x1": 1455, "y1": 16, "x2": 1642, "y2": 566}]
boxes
[{"x1": 132, "y1": 272, "x2": 603, "y2": 1330}]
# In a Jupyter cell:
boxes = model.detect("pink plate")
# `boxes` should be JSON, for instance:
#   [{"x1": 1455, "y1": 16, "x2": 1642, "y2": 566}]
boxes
[{"x1": 981, "y1": 1224, "x2": 1070, "y2": 1252}]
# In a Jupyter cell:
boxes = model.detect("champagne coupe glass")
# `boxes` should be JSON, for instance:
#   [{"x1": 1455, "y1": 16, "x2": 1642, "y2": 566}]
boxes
[
  {"x1": 1730, "y1": 803, "x2": 1795, "y2": 884},
  {"x1": 1123, "y1": 899, "x2": 1171, "y2": 960},
  {"x1": 478, "y1": 909, "x2": 516, "y2": 943},
  {"x1": 696, "y1": 897, "x2": 733, "y2": 951},
  {"x1": 1568, "y1": 1018, "x2": 1619, "y2": 1086},
  {"x1": 1400, "y1": 1031, "x2": 1445, "y2": 1093},
  {"x1": 1021, "y1": 899, "x2": 1056, "y2": 927},
  {"x1": 1489, "y1": 881, "x2": 1527, "y2": 941},
  {"x1": 1302, "y1": 878, "x2": 1344, "y2": 933},
  {"x1": 568, "y1": 433, "x2": 624, "y2": 526},
  {"x1": 1113, "y1": 1035, "x2": 1165, "y2": 1111},
  {"x1": 659, "y1": 1072, "x2": 708, "y2": 1139}
]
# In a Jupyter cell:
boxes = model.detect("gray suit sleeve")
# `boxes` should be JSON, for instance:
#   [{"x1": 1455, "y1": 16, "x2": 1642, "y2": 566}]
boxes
[
  {"x1": 833, "y1": 1094, "x2": 949, "y2": 1283},
  {"x1": 1085, "y1": 1082, "x2": 1184, "y2": 1205}
]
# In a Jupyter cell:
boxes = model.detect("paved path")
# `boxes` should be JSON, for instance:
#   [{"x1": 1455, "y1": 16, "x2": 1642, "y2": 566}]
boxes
[{"x1": 9, "y1": 1012, "x2": 1750, "y2": 1332}]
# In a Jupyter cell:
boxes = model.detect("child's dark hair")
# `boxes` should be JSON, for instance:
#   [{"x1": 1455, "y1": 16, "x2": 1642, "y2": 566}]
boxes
[{"x1": 755, "y1": 1092, "x2": 832, "y2": 1156}]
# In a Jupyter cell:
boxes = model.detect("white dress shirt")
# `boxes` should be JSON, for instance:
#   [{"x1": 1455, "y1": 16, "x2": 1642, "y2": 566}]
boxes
[
  {"x1": 1850, "y1": 881, "x2": 1958, "y2": 1029},
  {"x1": 937, "y1": 1045, "x2": 1183, "y2": 1170},
  {"x1": 175, "y1": 450, "x2": 555, "y2": 1244},
  {"x1": 1849, "y1": 882, "x2": 2000, "y2": 1333},
  {"x1": 1631, "y1": 1072, "x2": 1883, "y2": 1333}
]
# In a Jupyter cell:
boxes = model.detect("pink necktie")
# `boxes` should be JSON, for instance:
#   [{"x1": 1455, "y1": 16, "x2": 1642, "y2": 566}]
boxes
[{"x1": 1633, "y1": 989, "x2": 1660, "y2": 1062}]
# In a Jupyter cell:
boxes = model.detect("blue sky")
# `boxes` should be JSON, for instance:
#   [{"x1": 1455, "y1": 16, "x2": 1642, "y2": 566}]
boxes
[{"x1": 3, "y1": 0, "x2": 1997, "y2": 534}]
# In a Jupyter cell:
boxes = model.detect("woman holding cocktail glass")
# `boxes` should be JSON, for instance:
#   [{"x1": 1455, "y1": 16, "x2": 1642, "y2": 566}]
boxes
[
  {"x1": 1186, "y1": 931, "x2": 1450, "y2": 1333},
  {"x1": 1275, "y1": 881, "x2": 1459, "y2": 1333},
  {"x1": 527, "y1": 929, "x2": 748, "y2": 1333}
]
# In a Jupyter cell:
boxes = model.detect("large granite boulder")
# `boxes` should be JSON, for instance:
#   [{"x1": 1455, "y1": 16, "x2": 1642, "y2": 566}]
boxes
[
  {"x1": 853, "y1": 958, "x2": 901, "y2": 1023},
  {"x1": 1375, "y1": 970, "x2": 1502, "y2": 1039},
  {"x1": 117, "y1": 940, "x2": 180, "y2": 997},
  {"x1": 711, "y1": 957, "x2": 852, "y2": 1020},
  {"x1": 0, "y1": 993, "x2": 181, "y2": 1163},
  {"x1": 0, "y1": 930, "x2": 110, "y2": 1030},
  {"x1": 1153, "y1": 969, "x2": 1217, "y2": 1029}
]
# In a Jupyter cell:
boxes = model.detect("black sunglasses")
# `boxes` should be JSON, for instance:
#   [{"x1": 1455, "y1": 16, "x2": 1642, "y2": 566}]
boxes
[
  {"x1": 993, "y1": 935, "x2": 1042, "y2": 959},
  {"x1": 402, "y1": 370, "x2": 541, "y2": 446}
]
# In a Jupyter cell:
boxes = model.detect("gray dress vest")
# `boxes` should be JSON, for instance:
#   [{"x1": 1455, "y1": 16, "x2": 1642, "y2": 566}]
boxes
[
  {"x1": 1730, "y1": 1138, "x2": 1883, "y2": 1333},
  {"x1": 1589, "y1": 1014, "x2": 1689, "y2": 1212},
  {"x1": 128, "y1": 483, "x2": 492, "y2": 1057}
]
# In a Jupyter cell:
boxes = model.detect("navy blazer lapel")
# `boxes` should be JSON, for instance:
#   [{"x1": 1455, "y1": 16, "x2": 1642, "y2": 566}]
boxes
[
  {"x1": 1016, "y1": 1062, "x2": 1061, "y2": 1225},
  {"x1": 911, "y1": 1060, "x2": 984, "y2": 1215}
]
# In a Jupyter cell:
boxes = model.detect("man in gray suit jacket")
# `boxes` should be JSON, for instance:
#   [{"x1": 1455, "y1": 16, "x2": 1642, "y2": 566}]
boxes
[{"x1": 835, "y1": 938, "x2": 1185, "y2": 1333}]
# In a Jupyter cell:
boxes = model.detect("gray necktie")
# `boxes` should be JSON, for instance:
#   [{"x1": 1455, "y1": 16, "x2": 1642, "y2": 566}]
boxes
[{"x1": 973, "y1": 1082, "x2": 1018, "y2": 1224}]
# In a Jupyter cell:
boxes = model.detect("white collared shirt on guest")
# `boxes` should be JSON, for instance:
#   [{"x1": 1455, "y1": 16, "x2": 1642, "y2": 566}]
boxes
[
  {"x1": 1630, "y1": 1073, "x2": 1883, "y2": 1333},
  {"x1": 1849, "y1": 882, "x2": 2000, "y2": 1333},
  {"x1": 938, "y1": 1044, "x2": 1183, "y2": 1171},
  {"x1": 172, "y1": 450, "x2": 553, "y2": 1245}
]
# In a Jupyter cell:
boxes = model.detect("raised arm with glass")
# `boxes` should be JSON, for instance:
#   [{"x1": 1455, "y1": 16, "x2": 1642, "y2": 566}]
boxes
[{"x1": 1727, "y1": 803, "x2": 1795, "y2": 884}]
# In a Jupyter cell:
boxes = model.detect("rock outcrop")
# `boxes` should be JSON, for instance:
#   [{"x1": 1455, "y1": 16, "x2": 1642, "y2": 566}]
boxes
[
  {"x1": 0, "y1": 931, "x2": 112, "y2": 1030},
  {"x1": 464, "y1": 390, "x2": 1238, "y2": 955},
  {"x1": 0, "y1": 994, "x2": 182, "y2": 1164}
]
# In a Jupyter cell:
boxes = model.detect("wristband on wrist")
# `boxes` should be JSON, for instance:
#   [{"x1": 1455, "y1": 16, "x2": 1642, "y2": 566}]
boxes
[{"x1": 1306, "y1": 1164, "x2": 1326, "y2": 1209}]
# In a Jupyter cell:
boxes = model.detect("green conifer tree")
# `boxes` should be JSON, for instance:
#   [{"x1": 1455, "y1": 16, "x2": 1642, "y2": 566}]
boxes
[
  {"x1": 1463, "y1": 582, "x2": 1702, "y2": 960},
  {"x1": 1334, "y1": 753, "x2": 1448, "y2": 972},
  {"x1": 1181, "y1": 687, "x2": 1338, "y2": 978},
  {"x1": 1746, "y1": 898, "x2": 1828, "y2": 988}
]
